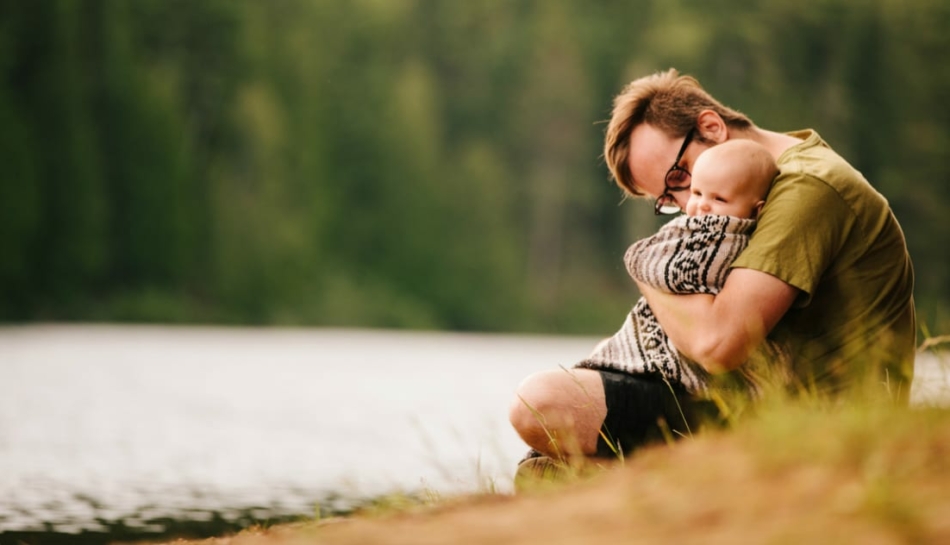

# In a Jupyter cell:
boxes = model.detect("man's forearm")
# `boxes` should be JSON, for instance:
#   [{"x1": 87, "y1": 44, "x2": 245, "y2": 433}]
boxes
[
  {"x1": 635, "y1": 269, "x2": 797, "y2": 374},
  {"x1": 635, "y1": 282, "x2": 745, "y2": 373}
]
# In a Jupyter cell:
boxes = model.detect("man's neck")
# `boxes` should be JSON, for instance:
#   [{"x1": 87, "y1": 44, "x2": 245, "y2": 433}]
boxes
[{"x1": 735, "y1": 127, "x2": 804, "y2": 161}]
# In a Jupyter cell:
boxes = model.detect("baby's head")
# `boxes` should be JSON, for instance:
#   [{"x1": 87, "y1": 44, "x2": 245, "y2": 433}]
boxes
[{"x1": 685, "y1": 139, "x2": 778, "y2": 219}]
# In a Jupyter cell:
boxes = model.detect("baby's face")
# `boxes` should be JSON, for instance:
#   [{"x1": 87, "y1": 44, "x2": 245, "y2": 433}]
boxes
[{"x1": 685, "y1": 168, "x2": 762, "y2": 218}]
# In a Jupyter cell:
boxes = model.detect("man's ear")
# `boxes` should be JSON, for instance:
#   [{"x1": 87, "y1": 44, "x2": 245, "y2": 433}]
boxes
[
  {"x1": 751, "y1": 200, "x2": 765, "y2": 219},
  {"x1": 696, "y1": 110, "x2": 728, "y2": 144}
]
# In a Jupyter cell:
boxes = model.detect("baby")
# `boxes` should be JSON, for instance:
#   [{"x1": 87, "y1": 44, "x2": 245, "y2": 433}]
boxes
[
  {"x1": 576, "y1": 139, "x2": 783, "y2": 396},
  {"x1": 685, "y1": 138, "x2": 776, "y2": 219}
]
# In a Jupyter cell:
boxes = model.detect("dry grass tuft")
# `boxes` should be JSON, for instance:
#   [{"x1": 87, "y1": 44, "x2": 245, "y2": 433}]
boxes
[{"x1": 164, "y1": 394, "x2": 950, "y2": 545}]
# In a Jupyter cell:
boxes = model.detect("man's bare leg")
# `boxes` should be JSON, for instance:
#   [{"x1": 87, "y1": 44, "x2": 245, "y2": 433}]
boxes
[{"x1": 508, "y1": 368, "x2": 607, "y2": 460}]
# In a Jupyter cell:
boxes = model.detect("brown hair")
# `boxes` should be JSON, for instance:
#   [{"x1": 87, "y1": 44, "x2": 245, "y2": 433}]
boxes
[{"x1": 604, "y1": 68, "x2": 754, "y2": 197}]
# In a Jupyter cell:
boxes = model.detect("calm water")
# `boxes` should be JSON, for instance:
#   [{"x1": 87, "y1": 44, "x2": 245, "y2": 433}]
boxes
[
  {"x1": 1, "y1": 325, "x2": 946, "y2": 542},
  {"x1": 0, "y1": 325, "x2": 600, "y2": 541}
]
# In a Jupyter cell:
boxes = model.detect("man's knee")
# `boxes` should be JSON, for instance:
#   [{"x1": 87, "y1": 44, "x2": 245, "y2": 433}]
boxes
[
  {"x1": 509, "y1": 370, "x2": 560, "y2": 439},
  {"x1": 508, "y1": 369, "x2": 605, "y2": 452}
]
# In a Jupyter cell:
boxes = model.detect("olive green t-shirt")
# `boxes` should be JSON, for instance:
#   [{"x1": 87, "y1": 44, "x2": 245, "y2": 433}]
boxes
[{"x1": 731, "y1": 130, "x2": 916, "y2": 401}]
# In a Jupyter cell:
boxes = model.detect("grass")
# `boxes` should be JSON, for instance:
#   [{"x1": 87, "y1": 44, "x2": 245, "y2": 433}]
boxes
[{"x1": 158, "y1": 347, "x2": 950, "y2": 545}]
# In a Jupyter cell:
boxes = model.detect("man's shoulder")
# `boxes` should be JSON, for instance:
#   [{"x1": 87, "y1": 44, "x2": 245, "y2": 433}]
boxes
[{"x1": 777, "y1": 130, "x2": 873, "y2": 194}]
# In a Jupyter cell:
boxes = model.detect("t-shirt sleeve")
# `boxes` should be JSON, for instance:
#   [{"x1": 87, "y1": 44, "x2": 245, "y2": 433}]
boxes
[{"x1": 731, "y1": 173, "x2": 856, "y2": 307}]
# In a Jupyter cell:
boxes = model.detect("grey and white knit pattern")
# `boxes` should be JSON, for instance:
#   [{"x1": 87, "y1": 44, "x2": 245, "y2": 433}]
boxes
[{"x1": 576, "y1": 214, "x2": 757, "y2": 394}]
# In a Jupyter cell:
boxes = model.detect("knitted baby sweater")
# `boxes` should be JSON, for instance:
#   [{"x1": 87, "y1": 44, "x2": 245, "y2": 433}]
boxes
[{"x1": 577, "y1": 214, "x2": 770, "y2": 394}]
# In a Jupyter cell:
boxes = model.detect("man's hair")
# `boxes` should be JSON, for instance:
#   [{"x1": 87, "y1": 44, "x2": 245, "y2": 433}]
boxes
[{"x1": 604, "y1": 68, "x2": 754, "y2": 197}]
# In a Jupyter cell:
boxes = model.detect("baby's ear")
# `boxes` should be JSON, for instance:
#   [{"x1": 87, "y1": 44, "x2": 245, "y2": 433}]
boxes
[{"x1": 751, "y1": 200, "x2": 765, "y2": 219}]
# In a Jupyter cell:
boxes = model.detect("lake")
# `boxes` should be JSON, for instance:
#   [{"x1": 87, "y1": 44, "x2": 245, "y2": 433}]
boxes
[
  {"x1": 0, "y1": 325, "x2": 600, "y2": 542},
  {"x1": 1, "y1": 325, "x2": 946, "y2": 543}
]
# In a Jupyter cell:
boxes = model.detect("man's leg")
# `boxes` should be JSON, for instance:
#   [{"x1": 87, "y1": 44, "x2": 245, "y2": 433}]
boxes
[
  {"x1": 508, "y1": 368, "x2": 607, "y2": 459},
  {"x1": 509, "y1": 368, "x2": 722, "y2": 460}
]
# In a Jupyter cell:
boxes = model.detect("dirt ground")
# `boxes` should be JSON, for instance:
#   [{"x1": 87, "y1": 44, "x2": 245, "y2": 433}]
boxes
[{"x1": 157, "y1": 403, "x2": 950, "y2": 545}]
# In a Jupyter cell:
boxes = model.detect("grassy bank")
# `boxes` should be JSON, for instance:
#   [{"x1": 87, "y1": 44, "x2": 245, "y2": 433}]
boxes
[{"x1": 157, "y1": 365, "x2": 950, "y2": 545}]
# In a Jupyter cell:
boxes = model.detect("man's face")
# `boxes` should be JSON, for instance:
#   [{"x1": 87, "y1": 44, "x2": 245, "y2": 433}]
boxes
[{"x1": 626, "y1": 123, "x2": 708, "y2": 211}]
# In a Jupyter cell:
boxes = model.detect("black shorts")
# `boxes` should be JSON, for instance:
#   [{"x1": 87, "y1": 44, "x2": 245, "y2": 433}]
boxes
[{"x1": 596, "y1": 369, "x2": 723, "y2": 457}]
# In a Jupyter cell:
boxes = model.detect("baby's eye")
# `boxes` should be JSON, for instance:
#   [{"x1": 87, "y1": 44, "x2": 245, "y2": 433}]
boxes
[{"x1": 715, "y1": 197, "x2": 727, "y2": 202}]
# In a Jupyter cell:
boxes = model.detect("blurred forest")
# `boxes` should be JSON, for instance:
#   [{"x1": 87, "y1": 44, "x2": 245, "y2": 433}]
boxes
[{"x1": 1, "y1": 0, "x2": 948, "y2": 335}]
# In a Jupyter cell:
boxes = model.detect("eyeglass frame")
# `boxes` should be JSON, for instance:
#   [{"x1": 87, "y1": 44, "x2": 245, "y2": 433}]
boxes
[{"x1": 654, "y1": 127, "x2": 696, "y2": 215}]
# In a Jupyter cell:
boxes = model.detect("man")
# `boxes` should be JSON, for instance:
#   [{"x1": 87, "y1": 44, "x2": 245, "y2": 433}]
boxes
[{"x1": 508, "y1": 68, "x2": 916, "y2": 468}]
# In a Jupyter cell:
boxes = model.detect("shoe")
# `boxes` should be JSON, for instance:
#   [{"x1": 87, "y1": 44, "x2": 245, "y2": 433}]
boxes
[
  {"x1": 513, "y1": 452, "x2": 568, "y2": 491},
  {"x1": 513, "y1": 449, "x2": 616, "y2": 492}
]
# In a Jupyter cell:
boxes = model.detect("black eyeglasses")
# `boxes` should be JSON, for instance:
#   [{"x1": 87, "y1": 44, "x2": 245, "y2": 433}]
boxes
[{"x1": 654, "y1": 128, "x2": 695, "y2": 215}]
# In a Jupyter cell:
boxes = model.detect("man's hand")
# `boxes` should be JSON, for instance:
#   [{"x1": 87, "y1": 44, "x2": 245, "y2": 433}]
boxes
[{"x1": 636, "y1": 268, "x2": 799, "y2": 373}]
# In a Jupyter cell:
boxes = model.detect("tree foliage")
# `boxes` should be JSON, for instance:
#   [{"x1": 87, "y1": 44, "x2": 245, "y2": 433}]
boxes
[{"x1": 1, "y1": 0, "x2": 947, "y2": 334}]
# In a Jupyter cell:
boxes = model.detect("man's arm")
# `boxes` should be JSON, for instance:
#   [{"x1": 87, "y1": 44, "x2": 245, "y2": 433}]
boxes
[{"x1": 636, "y1": 267, "x2": 799, "y2": 373}]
